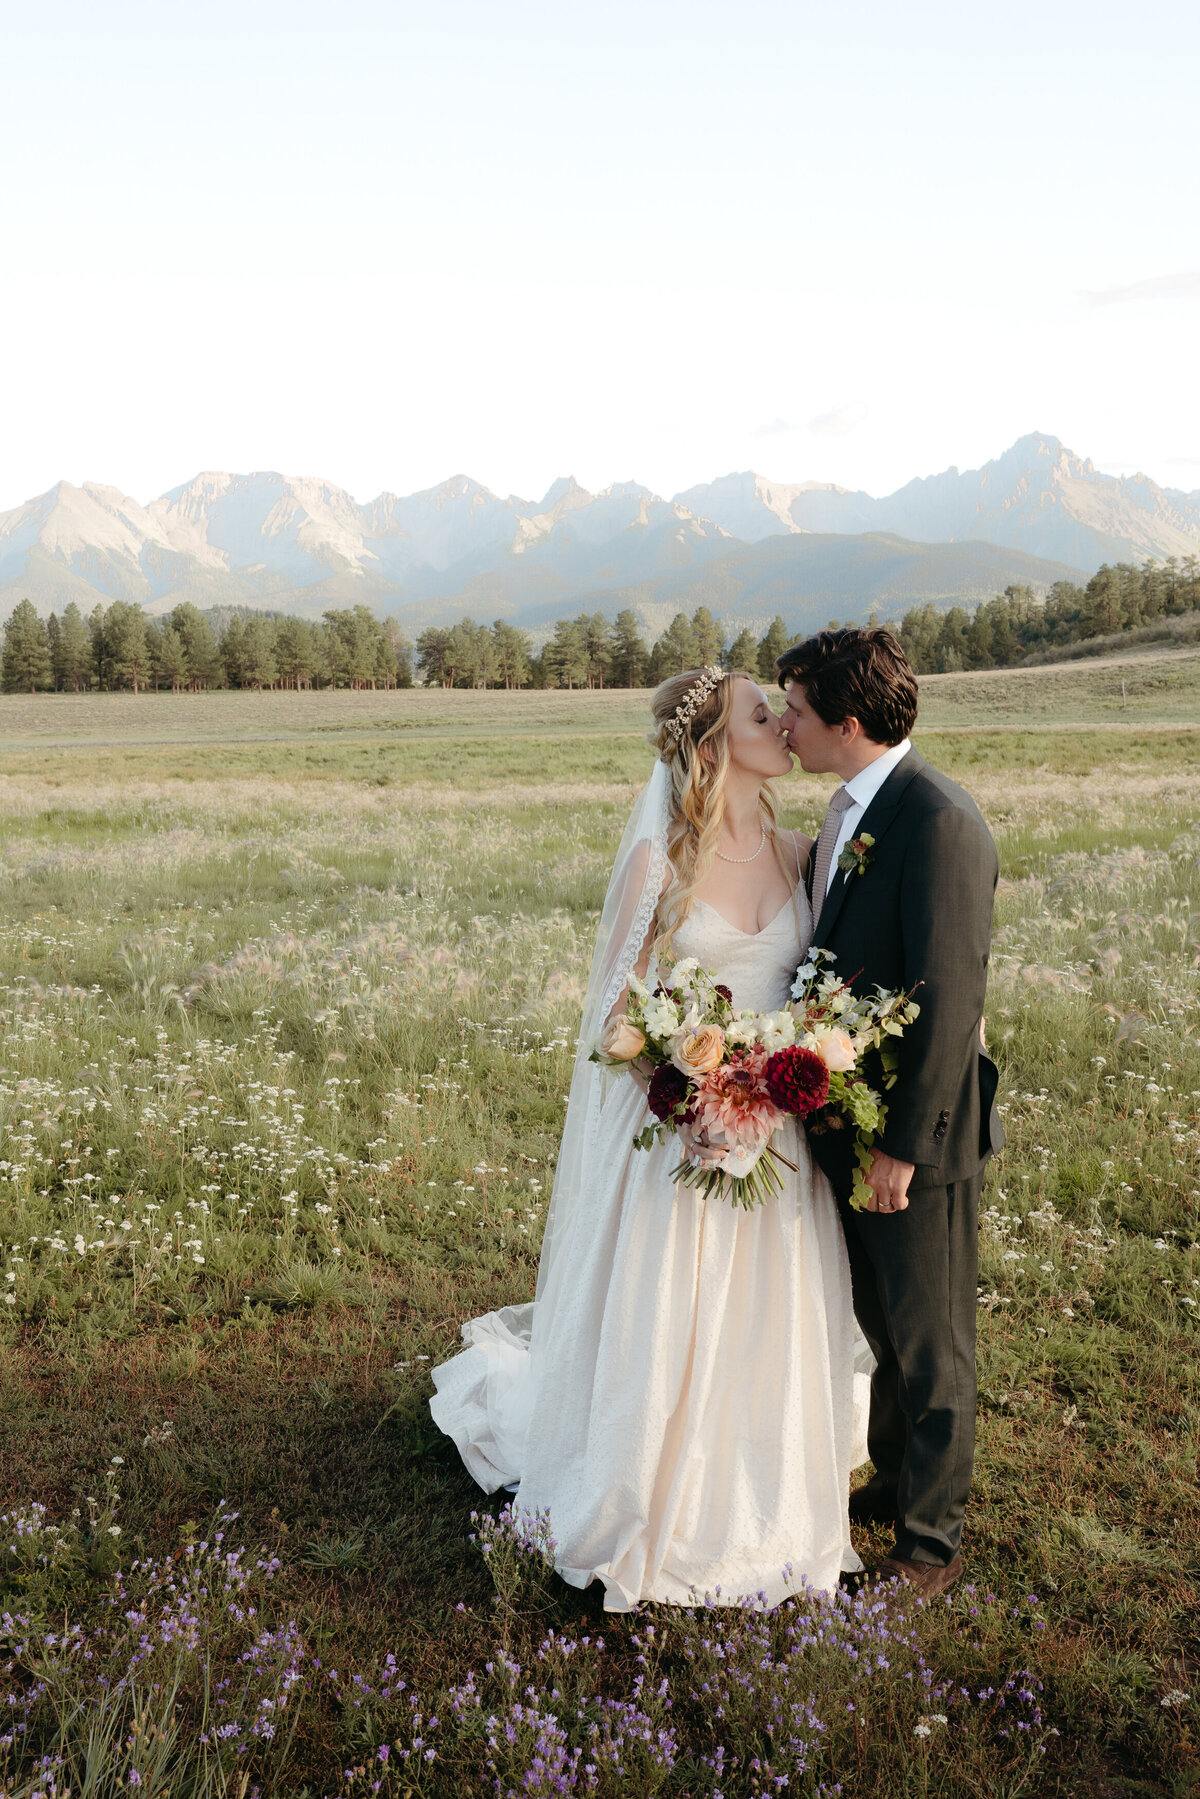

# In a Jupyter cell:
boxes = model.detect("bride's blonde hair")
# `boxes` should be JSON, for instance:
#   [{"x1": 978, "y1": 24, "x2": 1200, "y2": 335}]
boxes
[{"x1": 648, "y1": 667, "x2": 789, "y2": 960}]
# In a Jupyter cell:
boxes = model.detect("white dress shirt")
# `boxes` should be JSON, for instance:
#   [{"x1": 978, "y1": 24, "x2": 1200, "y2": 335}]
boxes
[{"x1": 822, "y1": 737, "x2": 912, "y2": 896}]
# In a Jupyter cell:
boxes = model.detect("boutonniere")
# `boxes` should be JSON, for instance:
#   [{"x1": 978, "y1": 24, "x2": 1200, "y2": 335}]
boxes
[{"x1": 837, "y1": 832, "x2": 876, "y2": 879}]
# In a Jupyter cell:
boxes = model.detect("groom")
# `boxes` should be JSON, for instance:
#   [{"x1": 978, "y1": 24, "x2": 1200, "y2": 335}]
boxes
[{"x1": 778, "y1": 626, "x2": 1003, "y2": 1598}]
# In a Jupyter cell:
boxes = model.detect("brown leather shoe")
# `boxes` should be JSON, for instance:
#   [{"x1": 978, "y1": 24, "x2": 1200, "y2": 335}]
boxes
[{"x1": 874, "y1": 1553, "x2": 963, "y2": 1599}]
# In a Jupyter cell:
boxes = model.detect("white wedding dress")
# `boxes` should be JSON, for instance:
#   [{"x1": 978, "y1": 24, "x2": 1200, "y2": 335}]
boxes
[{"x1": 430, "y1": 881, "x2": 870, "y2": 1611}]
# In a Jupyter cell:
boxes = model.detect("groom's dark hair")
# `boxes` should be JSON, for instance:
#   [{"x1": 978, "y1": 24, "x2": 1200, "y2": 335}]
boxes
[{"x1": 776, "y1": 626, "x2": 918, "y2": 746}]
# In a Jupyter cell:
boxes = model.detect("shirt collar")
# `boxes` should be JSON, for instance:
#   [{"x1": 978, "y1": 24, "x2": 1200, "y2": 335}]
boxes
[{"x1": 843, "y1": 737, "x2": 912, "y2": 808}]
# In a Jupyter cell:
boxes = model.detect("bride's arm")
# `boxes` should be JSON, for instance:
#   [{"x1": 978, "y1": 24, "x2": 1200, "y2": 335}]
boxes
[
  {"x1": 791, "y1": 828, "x2": 814, "y2": 883},
  {"x1": 600, "y1": 846, "x2": 672, "y2": 1096}
]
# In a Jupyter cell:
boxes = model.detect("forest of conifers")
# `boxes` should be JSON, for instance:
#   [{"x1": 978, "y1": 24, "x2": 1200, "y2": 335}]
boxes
[{"x1": 2, "y1": 556, "x2": 1198, "y2": 694}]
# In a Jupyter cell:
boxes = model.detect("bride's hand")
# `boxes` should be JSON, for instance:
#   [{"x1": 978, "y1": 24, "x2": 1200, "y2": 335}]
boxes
[
  {"x1": 677, "y1": 1119, "x2": 728, "y2": 1170},
  {"x1": 629, "y1": 1056, "x2": 652, "y2": 1096}
]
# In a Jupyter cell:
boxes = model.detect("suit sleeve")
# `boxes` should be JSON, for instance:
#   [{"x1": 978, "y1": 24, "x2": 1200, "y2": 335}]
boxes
[{"x1": 877, "y1": 803, "x2": 998, "y2": 1168}]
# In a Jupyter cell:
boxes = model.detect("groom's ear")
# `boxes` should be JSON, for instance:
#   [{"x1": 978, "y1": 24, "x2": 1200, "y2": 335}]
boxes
[{"x1": 838, "y1": 715, "x2": 863, "y2": 746}]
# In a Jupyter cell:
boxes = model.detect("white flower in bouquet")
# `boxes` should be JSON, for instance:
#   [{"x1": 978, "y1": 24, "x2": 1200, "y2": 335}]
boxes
[
  {"x1": 724, "y1": 1014, "x2": 760, "y2": 1049},
  {"x1": 672, "y1": 957, "x2": 701, "y2": 983},
  {"x1": 791, "y1": 957, "x2": 820, "y2": 997},
  {"x1": 757, "y1": 1010, "x2": 797, "y2": 1054},
  {"x1": 643, "y1": 993, "x2": 681, "y2": 1038},
  {"x1": 679, "y1": 998, "x2": 704, "y2": 1033}
]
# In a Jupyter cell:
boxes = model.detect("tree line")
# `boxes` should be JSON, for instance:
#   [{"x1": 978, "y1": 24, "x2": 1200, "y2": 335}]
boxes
[
  {"x1": 0, "y1": 597, "x2": 798, "y2": 696},
  {"x1": 0, "y1": 600, "x2": 415, "y2": 694},
  {"x1": 895, "y1": 558, "x2": 1200, "y2": 674},
  {"x1": 413, "y1": 608, "x2": 796, "y2": 690},
  {"x1": 4, "y1": 555, "x2": 1199, "y2": 695}
]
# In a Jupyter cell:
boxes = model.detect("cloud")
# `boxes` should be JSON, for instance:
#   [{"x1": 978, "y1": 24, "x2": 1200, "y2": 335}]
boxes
[
  {"x1": 1164, "y1": 454, "x2": 1200, "y2": 466},
  {"x1": 1081, "y1": 271, "x2": 1200, "y2": 307},
  {"x1": 751, "y1": 417, "x2": 794, "y2": 438},
  {"x1": 809, "y1": 402, "x2": 868, "y2": 436}
]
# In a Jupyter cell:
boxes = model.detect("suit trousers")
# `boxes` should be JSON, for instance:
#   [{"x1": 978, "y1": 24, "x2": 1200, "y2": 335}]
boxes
[{"x1": 836, "y1": 1171, "x2": 981, "y2": 1565}]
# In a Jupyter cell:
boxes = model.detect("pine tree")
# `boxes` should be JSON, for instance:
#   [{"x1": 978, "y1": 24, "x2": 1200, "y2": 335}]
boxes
[
  {"x1": 155, "y1": 625, "x2": 189, "y2": 691},
  {"x1": 582, "y1": 613, "x2": 613, "y2": 688},
  {"x1": 609, "y1": 610, "x2": 648, "y2": 687},
  {"x1": 241, "y1": 616, "x2": 278, "y2": 690},
  {"x1": 492, "y1": 621, "x2": 532, "y2": 689},
  {"x1": 221, "y1": 616, "x2": 248, "y2": 688},
  {"x1": 416, "y1": 627, "x2": 450, "y2": 687},
  {"x1": 374, "y1": 619, "x2": 412, "y2": 688},
  {"x1": 651, "y1": 613, "x2": 700, "y2": 679},
  {"x1": 898, "y1": 604, "x2": 942, "y2": 675},
  {"x1": 105, "y1": 602, "x2": 152, "y2": 693},
  {"x1": 725, "y1": 626, "x2": 759, "y2": 673},
  {"x1": 690, "y1": 606, "x2": 724, "y2": 665},
  {"x1": 275, "y1": 617, "x2": 317, "y2": 689},
  {"x1": 935, "y1": 607, "x2": 970, "y2": 672},
  {"x1": 544, "y1": 617, "x2": 589, "y2": 689},
  {"x1": 46, "y1": 613, "x2": 62, "y2": 690},
  {"x1": 58, "y1": 602, "x2": 93, "y2": 691},
  {"x1": 324, "y1": 606, "x2": 384, "y2": 688},
  {"x1": 169, "y1": 604, "x2": 221, "y2": 689},
  {"x1": 755, "y1": 616, "x2": 791, "y2": 682},
  {"x1": 1, "y1": 599, "x2": 52, "y2": 693},
  {"x1": 89, "y1": 604, "x2": 108, "y2": 689}
]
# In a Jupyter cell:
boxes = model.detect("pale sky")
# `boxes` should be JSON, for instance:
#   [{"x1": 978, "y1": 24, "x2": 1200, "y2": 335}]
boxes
[{"x1": 2, "y1": 0, "x2": 1197, "y2": 512}]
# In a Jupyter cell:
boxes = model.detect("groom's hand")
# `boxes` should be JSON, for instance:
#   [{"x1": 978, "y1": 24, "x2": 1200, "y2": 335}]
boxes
[{"x1": 864, "y1": 1150, "x2": 915, "y2": 1214}]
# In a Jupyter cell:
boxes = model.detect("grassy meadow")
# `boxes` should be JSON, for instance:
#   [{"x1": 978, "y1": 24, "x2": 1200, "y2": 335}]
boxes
[{"x1": 0, "y1": 660, "x2": 1198, "y2": 1797}]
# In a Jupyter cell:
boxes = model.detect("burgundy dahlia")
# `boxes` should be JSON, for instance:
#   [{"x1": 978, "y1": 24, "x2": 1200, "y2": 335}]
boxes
[
  {"x1": 763, "y1": 1045, "x2": 830, "y2": 1116},
  {"x1": 647, "y1": 1063, "x2": 693, "y2": 1122},
  {"x1": 714, "y1": 984, "x2": 733, "y2": 1003}
]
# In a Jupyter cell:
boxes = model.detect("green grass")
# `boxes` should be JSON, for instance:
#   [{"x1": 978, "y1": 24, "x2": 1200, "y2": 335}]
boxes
[
  {"x1": 0, "y1": 692, "x2": 1197, "y2": 1795},
  {"x1": 0, "y1": 637, "x2": 1197, "y2": 757}
]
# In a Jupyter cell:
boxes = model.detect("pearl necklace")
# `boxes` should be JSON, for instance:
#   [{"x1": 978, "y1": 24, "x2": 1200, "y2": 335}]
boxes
[{"x1": 715, "y1": 825, "x2": 766, "y2": 864}]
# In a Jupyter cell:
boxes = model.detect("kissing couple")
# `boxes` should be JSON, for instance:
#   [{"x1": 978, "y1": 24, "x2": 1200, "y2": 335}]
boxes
[{"x1": 432, "y1": 625, "x2": 1004, "y2": 1608}]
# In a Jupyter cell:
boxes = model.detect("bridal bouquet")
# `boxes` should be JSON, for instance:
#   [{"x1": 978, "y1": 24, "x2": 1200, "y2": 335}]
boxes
[{"x1": 594, "y1": 949, "x2": 920, "y2": 1209}]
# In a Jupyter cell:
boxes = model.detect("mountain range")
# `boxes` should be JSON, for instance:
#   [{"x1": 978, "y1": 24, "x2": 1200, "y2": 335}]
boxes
[{"x1": 2, "y1": 433, "x2": 1196, "y2": 638}]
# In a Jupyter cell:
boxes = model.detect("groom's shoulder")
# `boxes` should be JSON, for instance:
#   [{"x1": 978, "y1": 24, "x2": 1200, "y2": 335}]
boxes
[{"x1": 901, "y1": 751, "x2": 990, "y2": 834}]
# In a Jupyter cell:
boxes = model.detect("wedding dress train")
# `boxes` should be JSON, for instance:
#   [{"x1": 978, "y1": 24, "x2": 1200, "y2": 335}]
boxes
[{"x1": 430, "y1": 882, "x2": 870, "y2": 1610}]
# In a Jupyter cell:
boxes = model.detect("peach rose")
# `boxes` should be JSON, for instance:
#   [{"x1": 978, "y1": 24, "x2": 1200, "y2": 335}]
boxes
[
  {"x1": 814, "y1": 1026, "x2": 856, "y2": 1073},
  {"x1": 599, "y1": 1017, "x2": 647, "y2": 1062},
  {"x1": 671, "y1": 1024, "x2": 726, "y2": 1077}
]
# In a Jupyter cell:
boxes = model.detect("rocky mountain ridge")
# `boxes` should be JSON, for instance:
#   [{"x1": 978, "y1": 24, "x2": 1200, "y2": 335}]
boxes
[{"x1": 1, "y1": 434, "x2": 1193, "y2": 629}]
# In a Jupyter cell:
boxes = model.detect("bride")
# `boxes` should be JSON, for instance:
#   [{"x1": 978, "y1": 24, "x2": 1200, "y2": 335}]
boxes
[{"x1": 430, "y1": 666, "x2": 869, "y2": 1610}]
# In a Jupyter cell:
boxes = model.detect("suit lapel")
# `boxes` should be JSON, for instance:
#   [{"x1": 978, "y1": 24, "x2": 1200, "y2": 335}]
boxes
[{"x1": 812, "y1": 748, "x2": 925, "y2": 948}]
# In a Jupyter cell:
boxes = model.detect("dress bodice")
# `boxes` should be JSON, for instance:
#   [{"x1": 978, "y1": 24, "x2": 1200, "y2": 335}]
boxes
[{"x1": 666, "y1": 885, "x2": 812, "y2": 1014}]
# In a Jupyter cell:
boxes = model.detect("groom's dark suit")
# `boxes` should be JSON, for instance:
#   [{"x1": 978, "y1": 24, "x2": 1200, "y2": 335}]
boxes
[{"x1": 805, "y1": 747, "x2": 1003, "y2": 1567}]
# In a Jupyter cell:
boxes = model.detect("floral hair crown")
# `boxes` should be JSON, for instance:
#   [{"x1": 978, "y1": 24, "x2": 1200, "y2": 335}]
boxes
[{"x1": 665, "y1": 666, "x2": 726, "y2": 744}]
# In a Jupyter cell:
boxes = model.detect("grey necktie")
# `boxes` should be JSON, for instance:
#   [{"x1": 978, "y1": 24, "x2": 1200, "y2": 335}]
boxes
[{"x1": 811, "y1": 785, "x2": 856, "y2": 915}]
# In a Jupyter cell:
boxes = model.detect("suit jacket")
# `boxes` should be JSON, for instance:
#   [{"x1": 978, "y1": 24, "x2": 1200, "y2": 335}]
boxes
[{"x1": 804, "y1": 747, "x2": 1004, "y2": 1197}]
